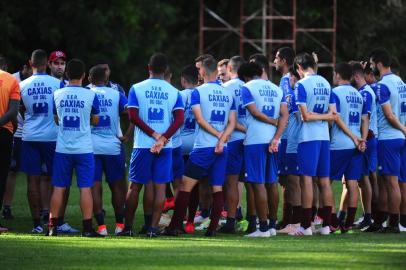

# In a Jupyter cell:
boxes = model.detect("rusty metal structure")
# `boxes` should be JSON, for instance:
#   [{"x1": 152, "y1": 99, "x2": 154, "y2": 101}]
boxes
[{"x1": 199, "y1": 0, "x2": 337, "y2": 76}]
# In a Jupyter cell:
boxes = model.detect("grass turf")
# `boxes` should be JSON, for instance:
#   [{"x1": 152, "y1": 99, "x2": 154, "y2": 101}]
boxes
[{"x1": 1, "y1": 174, "x2": 406, "y2": 270}]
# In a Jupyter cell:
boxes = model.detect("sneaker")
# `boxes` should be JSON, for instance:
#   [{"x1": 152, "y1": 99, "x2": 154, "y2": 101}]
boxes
[
  {"x1": 195, "y1": 219, "x2": 211, "y2": 231},
  {"x1": 353, "y1": 216, "x2": 364, "y2": 226},
  {"x1": 244, "y1": 229, "x2": 271, "y2": 237},
  {"x1": 363, "y1": 222, "x2": 383, "y2": 232},
  {"x1": 163, "y1": 197, "x2": 175, "y2": 213},
  {"x1": 194, "y1": 215, "x2": 209, "y2": 224},
  {"x1": 116, "y1": 228, "x2": 134, "y2": 237},
  {"x1": 2, "y1": 207, "x2": 14, "y2": 220},
  {"x1": 158, "y1": 213, "x2": 172, "y2": 227},
  {"x1": 115, "y1": 223, "x2": 125, "y2": 235},
  {"x1": 399, "y1": 223, "x2": 406, "y2": 232},
  {"x1": 218, "y1": 225, "x2": 235, "y2": 234},
  {"x1": 236, "y1": 219, "x2": 249, "y2": 232},
  {"x1": 289, "y1": 226, "x2": 312, "y2": 236},
  {"x1": 184, "y1": 222, "x2": 195, "y2": 234},
  {"x1": 268, "y1": 228, "x2": 277, "y2": 236},
  {"x1": 319, "y1": 226, "x2": 330, "y2": 235},
  {"x1": 146, "y1": 227, "x2": 158, "y2": 238},
  {"x1": 377, "y1": 226, "x2": 400, "y2": 234},
  {"x1": 0, "y1": 224, "x2": 9, "y2": 233},
  {"x1": 45, "y1": 226, "x2": 57, "y2": 236},
  {"x1": 313, "y1": 215, "x2": 323, "y2": 225},
  {"x1": 57, "y1": 223, "x2": 80, "y2": 234},
  {"x1": 82, "y1": 230, "x2": 105, "y2": 237},
  {"x1": 277, "y1": 223, "x2": 300, "y2": 234},
  {"x1": 96, "y1": 225, "x2": 108, "y2": 236},
  {"x1": 31, "y1": 225, "x2": 44, "y2": 234}
]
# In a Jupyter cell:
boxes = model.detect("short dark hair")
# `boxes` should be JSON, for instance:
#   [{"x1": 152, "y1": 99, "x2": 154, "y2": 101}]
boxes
[
  {"x1": 0, "y1": 55, "x2": 7, "y2": 70},
  {"x1": 238, "y1": 62, "x2": 263, "y2": 82},
  {"x1": 148, "y1": 53, "x2": 168, "y2": 75},
  {"x1": 348, "y1": 61, "x2": 364, "y2": 77},
  {"x1": 181, "y1": 65, "x2": 198, "y2": 85},
  {"x1": 363, "y1": 61, "x2": 374, "y2": 75},
  {"x1": 66, "y1": 59, "x2": 85, "y2": 80},
  {"x1": 369, "y1": 48, "x2": 391, "y2": 67},
  {"x1": 229, "y1": 56, "x2": 245, "y2": 73},
  {"x1": 217, "y1": 59, "x2": 229, "y2": 67},
  {"x1": 31, "y1": 49, "x2": 48, "y2": 67},
  {"x1": 294, "y1": 53, "x2": 316, "y2": 71},
  {"x1": 288, "y1": 66, "x2": 300, "y2": 81},
  {"x1": 335, "y1": 62, "x2": 352, "y2": 81},
  {"x1": 277, "y1": 47, "x2": 295, "y2": 66},
  {"x1": 195, "y1": 54, "x2": 213, "y2": 63},
  {"x1": 201, "y1": 56, "x2": 217, "y2": 74},
  {"x1": 249, "y1": 54, "x2": 269, "y2": 75},
  {"x1": 89, "y1": 65, "x2": 107, "y2": 85}
]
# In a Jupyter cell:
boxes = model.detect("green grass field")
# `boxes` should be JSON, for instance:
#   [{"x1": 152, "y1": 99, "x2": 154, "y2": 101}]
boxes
[{"x1": 1, "y1": 174, "x2": 406, "y2": 270}]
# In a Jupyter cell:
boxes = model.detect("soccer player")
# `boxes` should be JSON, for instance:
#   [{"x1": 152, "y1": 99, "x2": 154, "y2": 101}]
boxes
[
  {"x1": 240, "y1": 61, "x2": 288, "y2": 237},
  {"x1": 219, "y1": 55, "x2": 246, "y2": 234},
  {"x1": 368, "y1": 48, "x2": 406, "y2": 233},
  {"x1": 47, "y1": 59, "x2": 101, "y2": 237},
  {"x1": 88, "y1": 65, "x2": 128, "y2": 236},
  {"x1": 277, "y1": 67, "x2": 302, "y2": 234},
  {"x1": 19, "y1": 49, "x2": 61, "y2": 233},
  {"x1": 0, "y1": 55, "x2": 20, "y2": 233},
  {"x1": 48, "y1": 51, "x2": 66, "y2": 81},
  {"x1": 350, "y1": 61, "x2": 378, "y2": 230},
  {"x1": 273, "y1": 47, "x2": 296, "y2": 230},
  {"x1": 217, "y1": 59, "x2": 230, "y2": 84},
  {"x1": 330, "y1": 62, "x2": 368, "y2": 233},
  {"x1": 119, "y1": 53, "x2": 184, "y2": 237},
  {"x1": 290, "y1": 53, "x2": 336, "y2": 236},
  {"x1": 165, "y1": 55, "x2": 236, "y2": 237},
  {"x1": 13, "y1": 60, "x2": 33, "y2": 82}
]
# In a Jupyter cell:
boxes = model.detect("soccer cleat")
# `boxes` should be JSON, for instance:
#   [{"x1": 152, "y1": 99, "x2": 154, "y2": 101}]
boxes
[
  {"x1": 96, "y1": 225, "x2": 108, "y2": 236},
  {"x1": 277, "y1": 223, "x2": 300, "y2": 234},
  {"x1": 31, "y1": 225, "x2": 44, "y2": 234},
  {"x1": 268, "y1": 228, "x2": 277, "y2": 236},
  {"x1": 0, "y1": 224, "x2": 9, "y2": 233},
  {"x1": 354, "y1": 219, "x2": 372, "y2": 230},
  {"x1": 116, "y1": 228, "x2": 134, "y2": 237},
  {"x1": 329, "y1": 225, "x2": 340, "y2": 234},
  {"x1": 162, "y1": 227, "x2": 179, "y2": 236},
  {"x1": 377, "y1": 226, "x2": 400, "y2": 234},
  {"x1": 57, "y1": 223, "x2": 80, "y2": 234},
  {"x1": 82, "y1": 230, "x2": 105, "y2": 237},
  {"x1": 2, "y1": 207, "x2": 14, "y2": 220},
  {"x1": 289, "y1": 226, "x2": 312, "y2": 236},
  {"x1": 319, "y1": 226, "x2": 331, "y2": 235},
  {"x1": 218, "y1": 225, "x2": 235, "y2": 234},
  {"x1": 340, "y1": 225, "x2": 353, "y2": 234},
  {"x1": 363, "y1": 222, "x2": 383, "y2": 232},
  {"x1": 115, "y1": 223, "x2": 125, "y2": 235},
  {"x1": 184, "y1": 222, "x2": 195, "y2": 234},
  {"x1": 146, "y1": 227, "x2": 158, "y2": 238},
  {"x1": 163, "y1": 197, "x2": 175, "y2": 213},
  {"x1": 204, "y1": 230, "x2": 217, "y2": 237},
  {"x1": 399, "y1": 223, "x2": 406, "y2": 232},
  {"x1": 195, "y1": 219, "x2": 211, "y2": 231},
  {"x1": 194, "y1": 215, "x2": 209, "y2": 224},
  {"x1": 45, "y1": 227, "x2": 57, "y2": 236},
  {"x1": 353, "y1": 216, "x2": 364, "y2": 226},
  {"x1": 159, "y1": 213, "x2": 172, "y2": 227},
  {"x1": 244, "y1": 229, "x2": 271, "y2": 237}
]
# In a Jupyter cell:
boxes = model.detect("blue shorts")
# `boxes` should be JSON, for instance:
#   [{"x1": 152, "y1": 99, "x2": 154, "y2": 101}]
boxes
[
  {"x1": 278, "y1": 139, "x2": 288, "y2": 176},
  {"x1": 400, "y1": 145, "x2": 406, "y2": 183},
  {"x1": 362, "y1": 138, "x2": 378, "y2": 176},
  {"x1": 330, "y1": 149, "x2": 363, "y2": 181},
  {"x1": 21, "y1": 141, "x2": 56, "y2": 176},
  {"x1": 297, "y1": 140, "x2": 330, "y2": 177},
  {"x1": 286, "y1": 153, "x2": 299, "y2": 175},
  {"x1": 378, "y1": 139, "x2": 405, "y2": 177},
  {"x1": 172, "y1": 146, "x2": 184, "y2": 180},
  {"x1": 52, "y1": 152, "x2": 95, "y2": 188},
  {"x1": 129, "y1": 148, "x2": 172, "y2": 184},
  {"x1": 10, "y1": 137, "x2": 22, "y2": 172},
  {"x1": 94, "y1": 154, "x2": 125, "y2": 184},
  {"x1": 185, "y1": 147, "x2": 228, "y2": 186},
  {"x1": 226, "y1": 140, "x2": 244, "y2": 175},
  {"x1": 244, "y1": 144, "x2": 278, "y2": 184}
]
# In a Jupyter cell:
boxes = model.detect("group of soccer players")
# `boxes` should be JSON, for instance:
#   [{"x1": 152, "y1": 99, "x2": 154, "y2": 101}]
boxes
[{"x1": 0, "y1": 45, "x2": 405, "y2": 238}]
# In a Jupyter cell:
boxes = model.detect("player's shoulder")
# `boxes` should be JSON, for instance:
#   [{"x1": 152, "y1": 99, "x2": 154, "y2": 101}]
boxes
[
  {"x1": 0, "y1": 70, "x2": 18, "y2": 83},
  {"x1": 223, "y1": 78, "x2": 244, "y2": 88}
]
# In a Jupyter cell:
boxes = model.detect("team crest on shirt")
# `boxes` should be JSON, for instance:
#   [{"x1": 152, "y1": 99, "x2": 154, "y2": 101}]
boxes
[
  {"x1": 210, "y1": 110, "x2": 225, "y2": 123},
  {"x1": 32, "y1": 102, "x2": 49, "y2": 115},
  {"x1": 63, "y1": 116, "x2": 80, "y2": 130},
  {"x1": 148, "y1": 107, "x2": 164, "y2": 122}
]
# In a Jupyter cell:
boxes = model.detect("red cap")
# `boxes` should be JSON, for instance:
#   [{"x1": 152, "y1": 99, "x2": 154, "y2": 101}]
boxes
[{"x1": 48, "y1": 51, "x2": 66, "y2": 62}]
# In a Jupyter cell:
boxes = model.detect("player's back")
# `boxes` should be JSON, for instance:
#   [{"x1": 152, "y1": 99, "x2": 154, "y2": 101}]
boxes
[
  {"x1": 192, "y1": 81, "x2": 234, "y2": 148},
  {"x1": 295, "y1": 74, "x2": 332, "y2": 142},
  {"x1": 20, "y1": 74, "x2": 60, "y2": 141},
  {"x1": 53, "y1": 86, "x2": 98, "y2": 154},
  {"x1": 180, "y1": 88, "x2": 196, "y2": 154},
  {"x1": 376, "y1": 73, "x2": 406, "y2": 140},
  {"x1": 129, "y1": 78, "x2": 182, "y2": 149},
  {"x1": 243, "y1": 78, "x2": 284, "y2": 145},
  {"x1": 359, "y1": 84, "x2": 378, "y2": 136},
  {"x1": 330, "y1": 84, "x2": 364, "y2": 150},
  {"x1": 223, "y1": 78, "x2": 246, "y2": 142}
]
